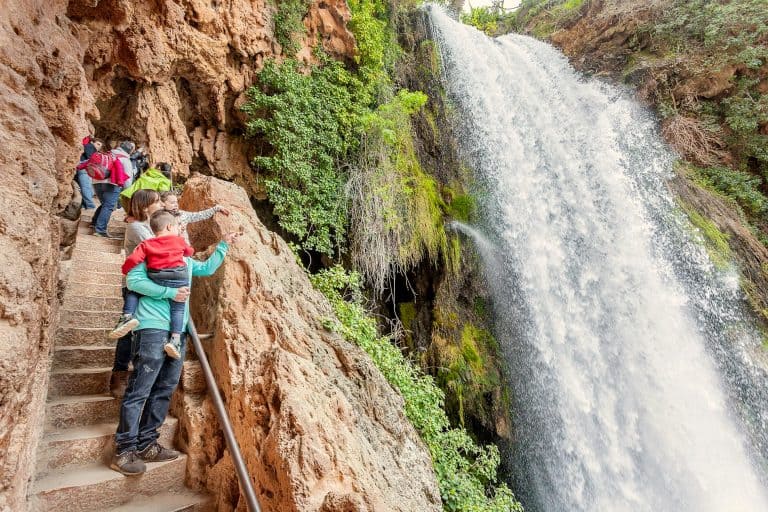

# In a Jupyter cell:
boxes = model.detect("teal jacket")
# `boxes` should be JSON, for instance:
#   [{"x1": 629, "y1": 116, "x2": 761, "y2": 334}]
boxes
[{"x1": 126, "y1": 241, "x2": 229, "y2": 332}]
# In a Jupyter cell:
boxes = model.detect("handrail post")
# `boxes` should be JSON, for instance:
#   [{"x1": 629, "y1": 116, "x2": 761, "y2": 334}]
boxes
[{"x1": 187, "y1": 319, "x2": 262, "y2": 512}]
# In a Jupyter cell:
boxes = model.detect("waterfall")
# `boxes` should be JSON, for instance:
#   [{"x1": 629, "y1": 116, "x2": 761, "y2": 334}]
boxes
[{"x1": 430, "y1": 7, "x2": 768, "y2": 512}]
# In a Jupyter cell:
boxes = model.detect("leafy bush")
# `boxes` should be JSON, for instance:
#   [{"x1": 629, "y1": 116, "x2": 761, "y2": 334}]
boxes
[
  {"x1": 694, "y1": 165, "x2": 768, "y2": 217},
  {"x1": 460, "y1": 7, "x2": 515, "y2": 36},
  {"x1": 311, "y1": 266, "x2": 523, "y2": 512},
  {"x1": 243, "y1": 58, "x2": 365, "y2": 254}
]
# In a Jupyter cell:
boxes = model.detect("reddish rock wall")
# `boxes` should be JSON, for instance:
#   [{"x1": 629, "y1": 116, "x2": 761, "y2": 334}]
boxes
[
  {"x1": 0, "y1": 0, "x2": 356, "y2": 509},
  {"x1": 177, "y1": 174, "x2": 442, "y2": 512},
  {"x1": 0, "y1": 1, "x2": 92, "y2": 509}
]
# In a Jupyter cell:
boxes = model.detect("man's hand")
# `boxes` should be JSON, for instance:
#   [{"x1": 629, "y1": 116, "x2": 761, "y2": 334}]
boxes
[
  {"x1": 223, "y1": 232, "x2": 240, "y2": 245},
  {"x1": 173, "y1": 287, "x2": 190, "y2": 302},
  {"x1": 217, "y1": 207, "x2": 230, "y2": 216}
]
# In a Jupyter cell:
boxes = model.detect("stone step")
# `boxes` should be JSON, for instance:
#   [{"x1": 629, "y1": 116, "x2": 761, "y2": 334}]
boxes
[
  {"x1": 56, "y1": 327, "x2": 112, "y2": 347},
  {"x1": 48, "y1": 367, "x2": 112, "y2": 397},
  {"x1": 63, "y1": 296, "x2": 124, "y2": 312},
  {"x1": 36, "y1": 419, "x2": 177, "y2": 474},
  {"x1": 76, "y1": 239, "x2": 124, "y2": 254},
  {"x1": 32, "y1": 456, "x2": 187, "y2": 511},
  {"x1": 53, "y1": 346, "x2": 115, "y2": 370},
  {"x1": 46, "y1": 394, "x2": 120, "y2": 430},
  {"x1": 68, "y1": 270, "x2": 124, "y2": 285},
  {"x1": 108, "y1": 491, "x2": 211, "y2": 512},
  {"x1": 60, "y1": 309, "x2": 122, "y2": 329},
  {"x1": 66, "y1": 282, "x2": 123, "y2": 299},
  {"x1": 70, "y1": 260, "x2": 124, "y2": 275},
  {"x1": 72, "y1": 250, "x2": 125, "y2": 264},
  {"x1": 79, "y1": 224, "x2": 126, "y2": 236}
]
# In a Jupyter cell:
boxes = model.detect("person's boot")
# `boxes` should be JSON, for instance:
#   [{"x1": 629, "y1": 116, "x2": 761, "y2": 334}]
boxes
[
  {"x1": 109, "y1": 370, "x2": 130, "y2": 399},
  {"x1": 110, "y1": 449, "x2": 146, "y2": 475}
]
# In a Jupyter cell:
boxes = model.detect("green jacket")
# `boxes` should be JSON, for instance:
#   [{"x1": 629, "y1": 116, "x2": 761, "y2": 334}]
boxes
[
  {"x1": 126, "y1": 241, "x2": 229, "y2": 332},
  {"x1": 120, "y1": 168, "x2": 172, "y2": 212}
]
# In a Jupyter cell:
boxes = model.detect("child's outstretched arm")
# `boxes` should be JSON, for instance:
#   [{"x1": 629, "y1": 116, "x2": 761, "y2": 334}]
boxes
[
  {"x1": 179, "y1": 205, "x2": 228, "y2": 225},
  {"x1": 122, "y1": 241, "x2": 148, "y2": 275}
]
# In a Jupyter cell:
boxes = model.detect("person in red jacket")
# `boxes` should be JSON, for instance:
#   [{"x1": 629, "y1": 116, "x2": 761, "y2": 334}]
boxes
[
  {"x1": 77, "y1": 142, "x2": 131, "y2": 237},
  {"x1": 110, "y1": 210, "x2": 193, "y2": 359}
]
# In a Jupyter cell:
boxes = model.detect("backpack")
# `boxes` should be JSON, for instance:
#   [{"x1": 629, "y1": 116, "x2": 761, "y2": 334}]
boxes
[{"x1": 85, "y1": 153, "x2": 114, "y2": 181}]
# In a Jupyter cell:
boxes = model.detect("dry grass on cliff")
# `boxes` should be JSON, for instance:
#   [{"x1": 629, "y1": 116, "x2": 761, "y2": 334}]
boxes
[{"x1": 661, "y1": 114, "x2": 730, "y2": 167}]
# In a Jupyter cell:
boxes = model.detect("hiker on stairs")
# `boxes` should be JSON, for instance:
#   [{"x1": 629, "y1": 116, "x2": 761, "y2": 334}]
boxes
[
  {"x1": 108, "y1": 189, "x2": 163, "y2": 397},
  {"x1": 78, "y1": 141, "x2": 131, "y2": 238},
  {"x1": 111, "y1": 231, "x2": 240, "y2": 475},
  {"x1": 75, "y1": 135, "x2": 99, "y2": 210}
]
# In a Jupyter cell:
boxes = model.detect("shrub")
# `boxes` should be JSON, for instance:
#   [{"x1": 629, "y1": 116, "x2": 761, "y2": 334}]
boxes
[{"x1": 243, "y1": 58, "x2": 365, "y2": 254}]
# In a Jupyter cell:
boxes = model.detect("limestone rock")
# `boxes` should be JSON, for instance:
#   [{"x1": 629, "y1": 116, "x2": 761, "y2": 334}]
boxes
[
  {"x1": 0, "y1": 0, "x2": 92, "y2": 508},
  {"x1": 177, "y1": 174, "x2": 442, "y2": 512}
]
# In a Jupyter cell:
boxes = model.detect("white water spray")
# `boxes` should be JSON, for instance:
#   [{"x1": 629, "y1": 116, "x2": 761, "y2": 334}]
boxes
[{"x1": 432, "y1": 7, "x2": 768, "y2": 512}]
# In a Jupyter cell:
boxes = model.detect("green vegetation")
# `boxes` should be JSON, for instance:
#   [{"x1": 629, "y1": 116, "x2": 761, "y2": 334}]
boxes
[
  {"x1": 510, "y1": 0, "x2": 586, "y2": 36},
  {"x1": 273, "y1": 0, "x2": 312, "y2": 55},
  {"x1": 460, "y1": 6, "x2": 515, "y2": 36},
  {"x1": 243, "y1": 57, "x2": 363, "y2": 254},
  {"x1": 247, "y1": 0, "x2": 454, "y2": 290},
  {"x1": 679, "y1": 201, "x2": 732, "y2": 269},
  {"x1": 311, "y1": 266, "x2": 522, "y2": 512}
]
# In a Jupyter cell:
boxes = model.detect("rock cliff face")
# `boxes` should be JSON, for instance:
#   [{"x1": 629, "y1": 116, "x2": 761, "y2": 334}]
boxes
[
  {"x1": 176, "y1": 174, "x2": 442, "y2": 512},
  {"x1": 0, "y1": 0, "x2": 356, "y2": 509},
  {"x1": 0, "y1": 2, "x2": 91, "y2": 509}
]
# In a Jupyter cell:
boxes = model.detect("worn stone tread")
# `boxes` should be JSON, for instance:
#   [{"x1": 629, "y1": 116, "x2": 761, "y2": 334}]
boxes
[
  {"x1": 36, "y1": 419, "x2": 177, "y2": 473},
  {"x1": 107, "y1": 491, "x2": 211, "y2": 512},
  {"x1": 32, "y1": 456, "x2": 187, "y2": 511},
  {"x1": 46, "y1": 394, "x2": 120, "y2": 429}
]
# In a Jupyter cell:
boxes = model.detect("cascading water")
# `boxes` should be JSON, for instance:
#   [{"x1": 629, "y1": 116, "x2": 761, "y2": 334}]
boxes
[{"x1": 430, "y1": 6, "x2": 768, "y2": 512}]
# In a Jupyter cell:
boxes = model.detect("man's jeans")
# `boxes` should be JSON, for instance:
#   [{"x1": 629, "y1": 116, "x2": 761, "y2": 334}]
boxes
[
  {"x1": 75, "y1": 170, "x2": 96, "y2": 209},
  {"x1": 113, "y1": 287, "x2": 134, "y2": 372},
  {"x1": 92, "y1": 183, "x2": 121, "y2": 235},
  {"x1": 115, "y1": 329, "x2": 186, "y2": 453}
]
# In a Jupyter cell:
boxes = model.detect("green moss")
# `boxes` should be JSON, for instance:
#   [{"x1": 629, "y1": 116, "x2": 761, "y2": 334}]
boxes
[
  {"x1": 680, "y1": 201, "x2": 732, "y2": 269},
  {"x1": 473, "y1": 296, "x2": 488, "y2": 320},
  {"x1": 446, "y1": 193, "x2": 476, "y2": 222}
]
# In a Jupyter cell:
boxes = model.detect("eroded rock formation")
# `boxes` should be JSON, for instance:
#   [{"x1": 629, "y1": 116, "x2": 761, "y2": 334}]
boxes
[
  {"x1": 0, "y1": 1, "x2": 92, "y2": 509},
  {"x1": 175, "y1": 174, "x2": 442, "y2": 512}
]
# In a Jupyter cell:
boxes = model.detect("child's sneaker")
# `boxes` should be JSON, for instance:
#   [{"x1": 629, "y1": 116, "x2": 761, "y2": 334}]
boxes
[
  {"x1": 164, "y1": 334, "x2": 181, "y2": 359},
  {"x1": 109, "y1": 314, "x2": 139, "y2": 339}
]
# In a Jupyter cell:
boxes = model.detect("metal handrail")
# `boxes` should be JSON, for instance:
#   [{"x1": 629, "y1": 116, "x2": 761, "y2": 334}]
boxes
[{"x1": 187, "y1": 319, "x2": 262, "y2": 512}]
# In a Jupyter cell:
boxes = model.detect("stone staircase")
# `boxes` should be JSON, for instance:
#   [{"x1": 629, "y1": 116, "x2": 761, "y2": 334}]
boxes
[{"x1": 30, "y1": 211, "x2": 210, "y2": 511}]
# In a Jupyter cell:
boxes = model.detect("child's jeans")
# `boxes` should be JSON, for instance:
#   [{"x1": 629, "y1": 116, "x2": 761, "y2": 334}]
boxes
[{"x1": 147, "y1": 266, "x2": 190, "y2": 335}]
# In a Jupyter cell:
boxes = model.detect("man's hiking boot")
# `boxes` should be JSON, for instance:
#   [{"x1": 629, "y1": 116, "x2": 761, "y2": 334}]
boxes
[
  {"x1": 164, "y1": 335, "x2": 181, "y2": 360},
  {"x1": 110, "y1": 370, "x2": 130, "y2": 399},
  {"x1": 137, "y1": 442, "x2": 180, "y2": 462},
  {"x1": 110, "y1": 450, "x2": 146, "y2": 476},
  {"x1": 109, "y1": 314, "x2": 139, "y2": 339}
]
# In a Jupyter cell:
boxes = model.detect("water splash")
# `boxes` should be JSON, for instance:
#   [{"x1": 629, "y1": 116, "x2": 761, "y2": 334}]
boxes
[{"x1": 431, "y1": 7, "x2": 768, "y2": 512}]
